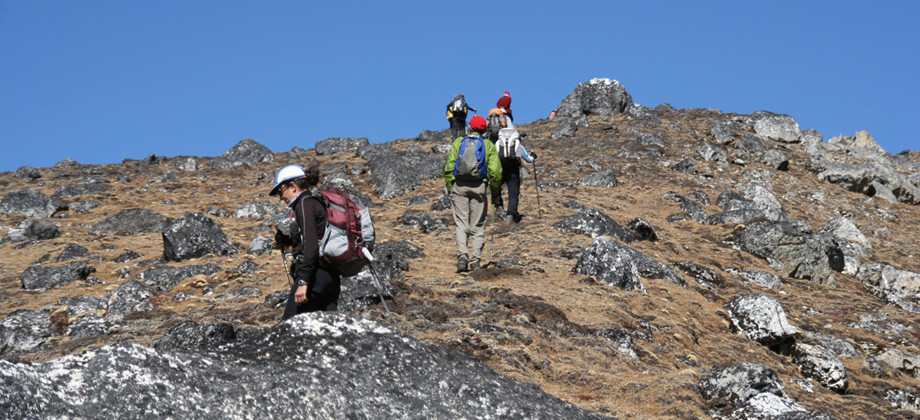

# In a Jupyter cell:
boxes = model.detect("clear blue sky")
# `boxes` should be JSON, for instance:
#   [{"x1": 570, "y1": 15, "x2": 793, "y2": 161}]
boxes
[{"x1": 2, "y1": 1, "x2": 917, "y2": 172}]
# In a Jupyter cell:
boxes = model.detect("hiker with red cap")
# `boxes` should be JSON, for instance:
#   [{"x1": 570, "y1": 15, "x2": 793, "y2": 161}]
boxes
[
  {"x1": 443, "y1": 115, "x2": 503, "y2": 272},
  {"x1": 497, "y1": 91, "x2": 512, "y2": 122}
]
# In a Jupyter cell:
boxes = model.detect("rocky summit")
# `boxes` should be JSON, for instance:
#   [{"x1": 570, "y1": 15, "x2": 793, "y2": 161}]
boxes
[{"x1": 1, "y1": 78, "x2": 919, "y2": 419}]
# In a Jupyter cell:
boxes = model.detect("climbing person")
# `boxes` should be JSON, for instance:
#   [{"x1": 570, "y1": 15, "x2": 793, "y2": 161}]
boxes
[
  {"x1": 493, "y1": 128, "x2": 536, "y2": 223},
  {"x1": 496, "y1": 90, "x2": 512, "y2": 123},
  {"x1": 444, "y1": 115, "x2": 502, "y2": 272},
  {"x1": 447, "y1": 93, "x2": 476, "y2": 139},
  {"x1": 270, "y1": 163, "x2": 341, "y2": 318}
]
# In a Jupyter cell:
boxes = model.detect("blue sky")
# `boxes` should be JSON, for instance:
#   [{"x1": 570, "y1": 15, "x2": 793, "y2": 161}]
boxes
[{"x1": 1, "y1": 1, "x2": 917, "y2": 172}]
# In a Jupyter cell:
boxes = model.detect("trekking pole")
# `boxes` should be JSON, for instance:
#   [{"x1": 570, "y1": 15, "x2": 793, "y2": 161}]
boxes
[
  {"x1": 490, "y1": 206, "x2": 496, "y2": 263},
  {"x1": 279, "y1": 251, "x2": 293, "y2": 287},
  {"x1": 367, "y1": 264, "x2": 393, "y2": 316},
  {"x1": 363, "y1": 248, "x2": 393, "y2": 316},
  {"x1": 532, "y1": 161, "x2": 542, "y2": 216}
]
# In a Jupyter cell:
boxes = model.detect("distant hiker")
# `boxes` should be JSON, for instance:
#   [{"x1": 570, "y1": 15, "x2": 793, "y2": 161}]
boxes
[
  {"x1": 493, "y1": 128, "x2": 536, "y2": 223},
  {"x1": 496, "y1": 91, "x2": 512, "y2": 122},
  {"x1": 270, "y1": 163, "x2": 341, "y2": 318},
  {"x1": 444, "y1": 115, "x2": 502, "y2": 272},
  {"x1": 447, "y1": 93, "x2": 477, "y2": 139},
  {"x1": 486, "y1": 108, "x2": 512, "y2": 142}
]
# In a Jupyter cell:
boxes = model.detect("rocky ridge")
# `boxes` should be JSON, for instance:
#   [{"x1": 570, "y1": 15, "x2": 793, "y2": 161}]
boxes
[{"x1": 1, "y1": 78, "x2": 919, "y2": 419}]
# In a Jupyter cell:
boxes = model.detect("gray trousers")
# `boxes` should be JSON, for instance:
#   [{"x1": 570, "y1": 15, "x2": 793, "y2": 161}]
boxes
[{"x1": 450, "y1": 180, "x2": 488, "y2": 264}]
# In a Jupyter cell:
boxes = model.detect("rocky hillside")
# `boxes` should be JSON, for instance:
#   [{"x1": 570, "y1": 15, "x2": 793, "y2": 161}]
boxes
[{"x1": 2, "y1": 78, "x2": 920, "y2": 419}]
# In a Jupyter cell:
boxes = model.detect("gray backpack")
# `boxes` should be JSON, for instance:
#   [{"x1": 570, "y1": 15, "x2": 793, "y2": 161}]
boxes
[{"x1": 453, "y1": 136, "x2": 487, "y2": 181}]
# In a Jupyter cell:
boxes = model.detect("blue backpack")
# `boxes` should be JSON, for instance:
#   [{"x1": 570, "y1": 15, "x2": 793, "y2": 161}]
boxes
[{"x1": 453, "y1": 136, "x2": 487, "y2": 181}]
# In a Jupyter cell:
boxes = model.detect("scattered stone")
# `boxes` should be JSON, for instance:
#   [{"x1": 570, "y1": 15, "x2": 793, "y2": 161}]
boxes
[
  {"x1": 725, "y1": 294, "x2": 797, "y2": 350},
  {"x1": 24, "y1": 220, "x2": 60, "y2": 240},
  {"x1": 162, "y1": 212, "x2": 237, "y2": 262},
  {"x1": 233, "y1": 202, "x2": 278, "y2": 219},
  {"x1": 0, "y1": 189, "x2": 67, "y2": 218},
  {"x1": 247, "y1": 236, "x2": 274, "y2": 256},
  {"x1": 315, "y1": 137, "x2": 369, "y2": 155},
  {"x1": 554, "y1": 208, "x2": 636, "y2": 242},
  {"x1": 575, "y1": 169, "x2": 620, "y2": 188},
  {"x1": 752, "y1": 111, "x2": 802, "y2": 143},
  {"x1": 400, "y1": 210, "x2": 447, "y2": 234},
  {"x1": 90, "y1": 208, "x2": 173, "y2": 236},
  {"x1": 365, "y1": 144, "x2": 443, "y2": 200},
  {"x1": 673, "y1": 262, "x2": 724, "y2": 288},
  {"x1": 21, "y1": 262, "x2": 95, "y2": 291},
  {"x1": 573, "y1": 239, "x2": 684, "y2": 291},
  {"x1": 139, "y1": 264, "x2": 221, "y2": 293},
  {"x1": 790, "y1": 343, "x2": 848, "y2": 392},
  {"x1": 209, "y1": 138, "x2": 274, "y2": 169},
  {"x1": 15, "y1": 166, "x2": 41, "y2": 180},
  {"x1": 57, "y1": 244, "x2": 89, "y2": 262},
  {"x1": 0, "y1": 308, "x2": 58, "y2": 354},
  {"x1": 105, "y1": 280, "x2": 155, "y2": 321}
]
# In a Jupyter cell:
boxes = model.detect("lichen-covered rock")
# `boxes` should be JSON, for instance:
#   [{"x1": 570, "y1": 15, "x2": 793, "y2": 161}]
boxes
[
  {"x1": 315, "y1": 137, "x2": 369, "y2": 155},
  {"x1": 90, "y1": 208, "x2": 173, "y2": 236},
  {"x1": 575, "y1": 169, "x2": 620, "y2": 188},
  {"x1": 0, "y1": 189, "x2": 67, "y2": 218},
  {"x1": 365, "y1": 144, "x2": 443, "y2": 200},
  {"x1": 105, "y1": 280, "x2": 155, "y2": 321},
  {"x1": 555, "y1": 78, "x2": 633, "y2": 117},
  {"x1": 699, "y1": 363, "x2": 787, "y2": 406},
  {"x1": 554, "y1": 208, "x2": 635, "y2": 242},
  {"x1": 20, "y1": 262, "x2": 95, "y2": 291},
  {"x1": 0, "y1": 314, "x2": 607, "y2": 419},
  {"x1": 790, "y1": 343, "x2": 848, "y2": 392},
  {"x1": 752, "y1": 111, "x2": 802, "y2": 143},
  {"x1": 209, "y1": 138, "x2": 274, "y2": 169},
  {"x1": 574, "y1": 239, "x2": 684, "y2": 290},
  {"x1": 162, "y1": 212, "x2": 237, "y2": 262},
  {"x1": 725, "y1": 294, "x2": 797, "y2": 348},
  {"x1": 400, "y1": 210, "x2": 447, "y2": 234},
  {"x1": 138, "y1": 264, "x2": 221, "y2": 293},
  {"x1": 0, "y1": 308, "x2": 58, "y2": 355}
]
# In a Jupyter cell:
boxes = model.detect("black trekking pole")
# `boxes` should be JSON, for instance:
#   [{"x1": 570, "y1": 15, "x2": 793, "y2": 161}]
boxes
[
  {"x1": 532, "y1": 161, "x2": 541, "y2": 216},
  {"x1": 367, "y1": 263, "x2": 393, "y2": 316},
  {"x1": 280, "y1": 251, "x2": 293, "y2": 287}
]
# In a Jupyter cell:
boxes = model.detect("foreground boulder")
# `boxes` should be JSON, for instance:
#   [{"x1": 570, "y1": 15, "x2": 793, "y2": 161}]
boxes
[
  {"x1": 0, "y1": 189, "x2": 67, "y2": 218},
  {"x1": 0, "y1": 314, "x2": 607, "y2": 419},
  {"x1": 555, "y1": 78, "x2": 633, "y2": 117},
  {"x1": 162, "y1": 212, "x2": 237, "y2": 261}
]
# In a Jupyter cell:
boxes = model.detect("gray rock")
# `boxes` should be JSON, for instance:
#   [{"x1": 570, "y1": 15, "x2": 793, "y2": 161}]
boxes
[
  {"x1": 58, "y1": 296, "x2": 107, "y2": 318},
  {"x1": 858, "y1": 263, "x2": 920, "y2": 312},
  {"x1": 153, "y1": 321, "x2": 237, "y2": 353},
  {"x1": 808, "y1": 158, "x2": 920, "y2": 205},
  {"x1": 699, "y1": 363, "x2": 787, "y2": 407},
  {"x1": 416, "y1": 130, "x2": 448, "y2": 143},
  {"x1": 105, "y1": 280, "x2": 155, "y2": 321},
  {"x1": 338, "y1": 240, "x2": 424, "y2": 311},
  {"x1": 24, "y1": 220, "x2": 60, "y2": 240},
  {"x1": 139, "y1": 264, "x2": 221, "y2": 293},
  {"x1": 216, "y1": 286, "x2": 262, "y2": 300},
  {"x1": 366, "y1": 146, "x2": 443, "y2": 200},
  {"x1": 826, "y1": 130, "x2": 887, "y2": 158},
  {"x1": 0, "y1": 189, "x2": 67, "y2": 218},
  {"x1": 725, "y1": 294, "x2": 797, "y2": 349},
  {"x1": 233, "y1": 201, "x2": 278, "y2": 219},
  {"x1": 800, "y1": 330, "x2": 860, "y2": 359},
  {"x1": 698, "y1": 144, "x2": 728, "y2": 165},
  {"x1": 400, "y1": 210, "x2": 447, "y2": 234},
  {"x1": 553, "y1": 208, "x2": 636, "y2": 242},
  {"x1": 57, "y1": 244, "x2": 89, "y2": 262},
  {"x1": 790, "y1": 343, "x2": 848, "y2": 392},
  {"x1": 730, "y1": 392, "x2": 813, "y2": 419},
  {"x1": 734, "y1": 269, "x2": 782, "y2": 289},
  {"x1": 315, "y1": 137, "x2": 369, "y2": 155},
  {"x1": 801, "y1": 129, "x2": 823, "y2": 155},
  {"x1": 626, "y1": 218, "x2": 659, "y2": 242},
  {"x1": 20, "y1": 262, "x2": 95, "y2": 291},
  {"x1": 0, "y1": 308, "x2": 59, "y2": 355},
  {"x1": 672, "y1": 159, "x2": 698, "y2": 174},
  {"x1": 752, "y1": 111, "x2": 802, "y2": 143},
  {"x1": 209, "y1": 138, "x2": 274, "y2": 169},
  {"x1": 175, "y1": 157, "x2": 198, "y2": 171},
  {"x1": 575, "y1": 169, "x2": 620, "y2": 188},
  {"x1": 55, "y1": 177, "x2": 111, "y2": 198},
  {"x1": 162, "y1": 212, "x2": 238, "y2": 262},
  {"x1": 67, "y1": 313, "x2": 113, "y2": 338},
  {"x1": 574, "y1": 239, "x2": 684, "y2": 291},
  {"x1": 636, "y1": 133, "x2": 666, "y2": 147},
  {"x1": 735, "y1": 220, "x2": 845, "y2": 285},
  {"x1": 555, "y1": 78, "x2": 633, "y2": 117},
  {"x1": 54, "y1": 158, "x2": 79, "y2": 167},
  {"x1": 551, "y1": 117, "x2": 579, "y2": 139},
  {"x1": 69, "y1": 200, "x2": 100, "y2": 213},
  {"x1": 15, "y1": 166, "x2": 41, "y2": 180},
  {"x1": 886, "y1": 389, "x2": 920, "y2": 414},
  {"x1": 875, "y1": 348, "x2": 920, "y2": 378},
  {"x1": 247, "y1": 236, "x2": 274, "y2": 256},
  {"x1": 90, "y1": 208, "x2": 173, "y2": 236},
  {"x1": 0, "y1": 314, "x2": 607, "y2": 419},
  {"x1": 673, "y1": 262, "x2": 724, "y2": 288},
  {"x1": 705, "y1": 188, "x2": 786, "y2": 225}
]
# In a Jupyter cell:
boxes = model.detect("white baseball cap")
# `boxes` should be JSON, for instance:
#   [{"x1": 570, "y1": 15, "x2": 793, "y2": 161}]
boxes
[{"x1": 269, "y1": 165, "x2": 306, "y2": 196}]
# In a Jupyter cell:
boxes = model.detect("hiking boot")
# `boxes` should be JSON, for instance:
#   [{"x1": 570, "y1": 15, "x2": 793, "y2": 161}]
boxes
[
  {"x1": 469, "y1": 261, "x2": 481, "y2": 271},
  {"x1": 457, "y1": 257, "x2": 469, "y2": 273}
]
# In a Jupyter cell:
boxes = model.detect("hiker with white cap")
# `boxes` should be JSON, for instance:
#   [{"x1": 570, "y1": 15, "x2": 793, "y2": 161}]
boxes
[{"x1": 270, "y1": 163, "x2": 341, "y2": 318}]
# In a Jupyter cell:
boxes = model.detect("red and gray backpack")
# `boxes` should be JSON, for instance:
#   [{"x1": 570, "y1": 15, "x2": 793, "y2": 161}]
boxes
[{"x1": 307, "y1": 188, "x2": 376, "y2": 276}]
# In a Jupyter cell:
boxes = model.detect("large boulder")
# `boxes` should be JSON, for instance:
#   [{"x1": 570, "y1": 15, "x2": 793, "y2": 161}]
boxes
[
  {"x1": 315, "y1": 137, "x2": 369, "y2": 155},
  {"x1": 20, "y1": 262, "x2": 95, "y2": 291},
  {"x1": 575, "y1": 169, "x2": 620, "y2": 188},
  {"x1": 807, "y1": 157, "x2": 920, "y2": 205},
  {"x1": 555, "y1": 78, "x2": 633, "y2": 117},
  {"x1": 704, "y1": 188, "x2": 786, "y2": 225},
  {"x1": 0, "y1": 314, "x2": 607, "y2": 419},
  {"x1": 105, "y1": 280, "x2": 155, "y2": 321},
  {"x1": 699, "y1": 363, "x2": 788, "y2": 408},
  {"x1": 553, "y1": 208, "x2": 636, "y2": 242},
  {"x1": 209, "y1": 138, "x2": 274, "y2": 169},
  {"x1": 725, "y1": 294, "x2": 797, "y2": 349},
  {"x1": 89, "y1": 208, "x2": 173, "y2": 236},
  {"x1": 365, "y1": 143, "x2": 443, "y2": 200},
  {"x1": 790, "y1": 343, "x2": 848, "y2": 393},
  {"x1": 751, "y1": 111, "x2": 802, "y2": 143},
  {"x1": 138, "y1": 264, "x2": 222, "y2": 293},
  {"x1": 573, "y1": 239, "x2": 684, "y2": 291},
  {"x1": 0, "y1": 308, "x2": 59, "y2": 355},
  {"x1": 734, "y1": 220, "x2": 845, "y2": 285},
  {"x1": 0, "y1": 189, "x2": 67, "y2": 218},
  {"x1": 858, "y1": 263, "x2": 920, "y2": 313},
  {"x1": 162, "y1": 212, "x2": 238, "y2": 262},
  {"x1": 55, "y1": 177, "x2": 111, "y2": 198}
]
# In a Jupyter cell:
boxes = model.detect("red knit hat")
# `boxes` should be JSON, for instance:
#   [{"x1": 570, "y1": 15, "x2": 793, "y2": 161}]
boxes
[{"x1": 469, "y1": 115, "x2": 487, "y2": 131}]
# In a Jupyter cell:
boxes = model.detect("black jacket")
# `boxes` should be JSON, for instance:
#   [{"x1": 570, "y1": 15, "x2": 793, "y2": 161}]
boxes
[{"x1": 288, "y1": 192, "x2": 327, "y2": 285}]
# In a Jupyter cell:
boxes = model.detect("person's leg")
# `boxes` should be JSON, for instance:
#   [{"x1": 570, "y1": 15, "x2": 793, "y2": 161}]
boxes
[
  {"x1": 469, "y1": 191, "x2": 487, "y2": 266},
  {"x1": 506, "y1": 162, "x2": 522, "y2": 220},
  {"x1": 309, "y1": 267, "x2": 341, "y2": 312},
  {"x1": 451, "y1": 186, "x2": 472, "y2": 267}
]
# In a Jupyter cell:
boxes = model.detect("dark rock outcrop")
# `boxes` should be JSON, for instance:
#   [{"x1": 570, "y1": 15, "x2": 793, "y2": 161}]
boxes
[
  {"x1": 573, "y1": 239, "x2": 684, "y2": 290},
  {"x1": 365, "y1": 143, "x2": 443, "y2": 200},
  {"x1": 89, "y1": 208, "x2": 173, "y2": 236},
  {"x1": 734, "y1": 220, "x2": 845, "y2": 285},
  {"x1": 162, "y1": 212, "x2": 237, "y2": 261},
  {"x1": 20, "y1": 262, "x2": 95, "y2": 291},
  {"x1": 0, "y1": 189, "x2": 67, "y2": 218},
  {"x1": 576, "y1": 169, "x2": 620, "y2": 188},
  {"x1": 555, "y1": 78, "x2": 633, "y2": 117},
  {"x1": 138, "y1": 264, "x2": 221, "y2": 293},
  {"x1": 0, "y1": 314, "x2": 607, "y2": 419},
  {"x1": 554, "y1": 208, "x2": 636, "y2": 242},
  {"x1": 400, "y1": 210, "x2": 447, "y2": 234},
  {"x1": 209, "y1": 138, "x2": 274, "y2": 169}
]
